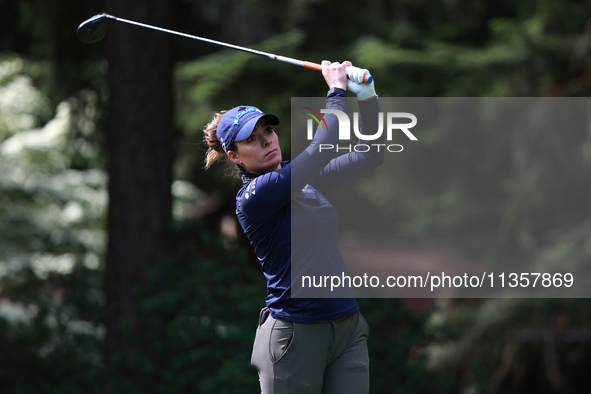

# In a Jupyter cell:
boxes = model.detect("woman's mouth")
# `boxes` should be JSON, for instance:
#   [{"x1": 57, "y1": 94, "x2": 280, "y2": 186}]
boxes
[{"x1": 265, "y1": 148, "x2": 278, "y2": 158}]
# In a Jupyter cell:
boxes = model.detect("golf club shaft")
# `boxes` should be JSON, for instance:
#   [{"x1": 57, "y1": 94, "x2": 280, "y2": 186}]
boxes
[{"x1": 97, "y1": 14, "x2": 371, "y2": 83}]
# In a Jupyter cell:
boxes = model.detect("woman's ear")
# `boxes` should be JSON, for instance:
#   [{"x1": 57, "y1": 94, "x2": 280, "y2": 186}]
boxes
[{"x1": 227, "y1": 150, "x2": 241, "y2": 165}]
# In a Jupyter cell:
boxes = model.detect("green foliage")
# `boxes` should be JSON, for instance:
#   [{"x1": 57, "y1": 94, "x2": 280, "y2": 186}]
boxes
[
  {"x1": 424, "y1": 215, "x2": 591, "y2": 392},
  {"x1": 3, "y1": 0, "x2": 591, "y2": 392},
  {"x1": 104, "y1": 219, "x2": 267, "y2": 393},
  {"x1": 426, "y1": 298, "x2": 591, "y2": 393},
  {"x1": 0, "y1": 267, "x2": 105, "y2": 393},
  {"x1": 0, "y1": 56, "x2": 106, "y2": 275},
  {"x1": 358, "y1": 298, "x2": 454, "y2": 393},
  {"x1": 0, "y1": 55, "x2": 107, "y2": 392}
]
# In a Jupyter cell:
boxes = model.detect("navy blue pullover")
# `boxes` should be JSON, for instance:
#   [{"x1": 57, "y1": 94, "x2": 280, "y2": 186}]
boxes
[{"x1": 236, "y1": 90, "x2": 383, "y2": 323}]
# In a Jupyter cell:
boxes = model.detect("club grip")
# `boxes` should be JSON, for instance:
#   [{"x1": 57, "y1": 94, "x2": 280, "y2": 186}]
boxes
[{"x1": 303, "y1": 61, "x2": 373, "y2": 84}]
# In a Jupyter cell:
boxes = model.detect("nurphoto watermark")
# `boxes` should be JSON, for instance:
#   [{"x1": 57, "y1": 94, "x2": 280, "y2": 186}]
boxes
[
  {"x1": 303, "y1": 107, "x2": 417, "y2": 153},
  {"x1": 291, "y1": 97, "x2": 591, "y2": 299}
]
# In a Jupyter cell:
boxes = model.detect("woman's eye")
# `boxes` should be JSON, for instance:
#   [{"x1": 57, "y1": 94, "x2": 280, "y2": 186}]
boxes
[
  {"x1": 266, "y1": 127, "x2": 274, "y2": 133},
  {"x1": 247, "y1": 135, "x2": 255, "y2": 142}
]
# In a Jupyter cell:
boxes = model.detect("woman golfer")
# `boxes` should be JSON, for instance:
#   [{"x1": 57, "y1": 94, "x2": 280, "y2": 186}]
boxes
[{"x1": 203, "y1": 61, "x2": 381, "y2": 393}]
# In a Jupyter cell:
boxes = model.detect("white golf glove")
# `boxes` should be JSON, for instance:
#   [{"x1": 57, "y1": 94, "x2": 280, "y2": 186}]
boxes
[{"x1": 346, "y1": 66, "x2": 376, "y2": 101}]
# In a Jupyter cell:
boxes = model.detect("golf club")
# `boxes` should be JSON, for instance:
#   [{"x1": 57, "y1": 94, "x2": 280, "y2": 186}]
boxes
[{"x1": 77, "y1": 13, "x2": 372, "y2": 84}]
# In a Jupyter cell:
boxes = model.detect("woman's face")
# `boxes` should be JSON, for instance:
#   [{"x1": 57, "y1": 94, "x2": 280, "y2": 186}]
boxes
[{"x1": 228, "y1": 118, "x2": 282, "y2": 174}]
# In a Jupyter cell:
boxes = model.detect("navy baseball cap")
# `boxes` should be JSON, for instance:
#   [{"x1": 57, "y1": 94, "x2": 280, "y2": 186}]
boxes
[{"x1": 217, "y1": 106, "x2": 280, "y2": 153}]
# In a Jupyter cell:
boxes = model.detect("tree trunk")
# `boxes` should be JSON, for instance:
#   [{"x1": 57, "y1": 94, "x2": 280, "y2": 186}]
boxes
[{"x1": 104, "y1": 0, "x2": 174, "y2": 388}]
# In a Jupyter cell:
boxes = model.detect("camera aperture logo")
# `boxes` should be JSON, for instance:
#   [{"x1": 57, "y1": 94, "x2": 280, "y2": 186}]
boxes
[{"x1": 303, "y1": 108, "x2": 417, "y2": 153}]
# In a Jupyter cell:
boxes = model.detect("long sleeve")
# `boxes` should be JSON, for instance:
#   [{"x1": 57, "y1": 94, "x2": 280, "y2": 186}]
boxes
[
  {"x1": 238, "y1": 95, "x2": 347, "y2": 220},
  {"x1": 312, "y1": 96, "x2": 384, "y2": 194}
]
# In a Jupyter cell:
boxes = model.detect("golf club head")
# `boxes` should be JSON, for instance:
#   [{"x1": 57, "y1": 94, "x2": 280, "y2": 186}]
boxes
[{"x1": 76, "y1": 13, "x2": 112, "y2": 44}]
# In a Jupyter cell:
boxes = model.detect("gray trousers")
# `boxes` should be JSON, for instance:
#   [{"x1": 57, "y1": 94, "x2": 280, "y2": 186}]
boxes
[{"x1": 251, "y1": 309, "x2": 370, "y2": 394}]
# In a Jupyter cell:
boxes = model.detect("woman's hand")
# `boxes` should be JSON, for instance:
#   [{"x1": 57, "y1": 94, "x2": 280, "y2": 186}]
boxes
[
  {"x1": 321, "y1": 60, "x2": 352, "y2": 90},
  {"x1": 346, "y1": 66, "x2": 376, "y2": 101}
]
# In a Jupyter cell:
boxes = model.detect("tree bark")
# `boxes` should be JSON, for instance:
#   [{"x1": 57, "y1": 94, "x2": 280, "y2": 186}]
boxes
[{"x1": 104, "y1": 0, "x2": 174, "y2": 388}]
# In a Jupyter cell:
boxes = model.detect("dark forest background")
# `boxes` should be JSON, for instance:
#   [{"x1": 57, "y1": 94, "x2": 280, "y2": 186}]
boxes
[{"x1": 1, "y1": 0, "x2": 591, "y2": 392}]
